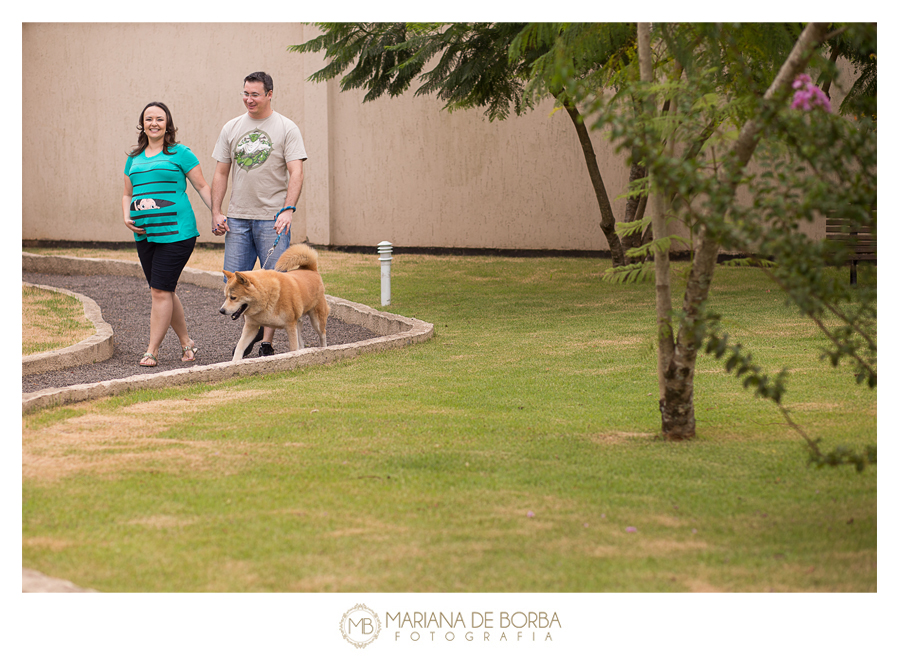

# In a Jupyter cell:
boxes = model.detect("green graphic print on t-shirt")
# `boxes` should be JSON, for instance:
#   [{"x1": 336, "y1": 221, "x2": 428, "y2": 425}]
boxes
[{"x1": 234, "y1": 130, "x2": 273, "y2": 171}]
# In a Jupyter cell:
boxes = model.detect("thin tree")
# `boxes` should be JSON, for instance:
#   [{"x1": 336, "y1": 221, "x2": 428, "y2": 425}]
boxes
[{"x1": 636, "y1": 23, "x2": 673, "y2": 403}]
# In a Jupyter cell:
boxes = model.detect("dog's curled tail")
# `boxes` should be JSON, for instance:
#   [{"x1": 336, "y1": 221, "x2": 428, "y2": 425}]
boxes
[{"x1": 275, "y1": 244, "x2": 319, "y2": 272}]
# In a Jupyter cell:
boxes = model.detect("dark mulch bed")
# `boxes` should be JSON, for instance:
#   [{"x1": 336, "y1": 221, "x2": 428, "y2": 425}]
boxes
[{"x1": 23, "y1": 273, "x2": 379, "y2": 394}]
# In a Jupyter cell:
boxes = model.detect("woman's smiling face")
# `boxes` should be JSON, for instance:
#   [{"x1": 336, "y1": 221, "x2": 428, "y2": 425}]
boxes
[{"x1": 142, "y1": 106, "x2": 167, "y2": 141}]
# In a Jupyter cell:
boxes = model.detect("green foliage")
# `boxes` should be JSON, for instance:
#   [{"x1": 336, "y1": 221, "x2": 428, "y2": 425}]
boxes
[
  {"x1": 292, "y1": 23, "x2": 543, "y2": 120},
  {"x1": 510, "y1": 23, "x2": 636, "y2": 100},
  {"x1": 623, "y1": 235, "x2": 691, "y2": 261},
  {"x1": 657, "y1": 23, "x2": 804, "y2": 104},
  {"x1": 290, "y1": 23, "x2": 422, "y2": 101},
  {"x1": 720, "y1": 258, "x2": 777, "y2": 268},
  {"x1": 600, "y1": 261, "x2": 655, "y2": 284},
  {"x1": 702, "y1": 314, "x2": 788, "y2": 404},
  {"x1": 807, "y1": 441, "x2": 877, "y2": 472},
  {"x1": 409, "y1": 23, "x2": 539, "y2": 119},
  {"x1": 293, "y1": 23, "x2": 639, "y2": 122},
  {"x1": 818, "y1": 23, "x2": 877, "y2": 118},
  {"x1": 614, "y1": 216, "x2": 651, "y2": 238}
]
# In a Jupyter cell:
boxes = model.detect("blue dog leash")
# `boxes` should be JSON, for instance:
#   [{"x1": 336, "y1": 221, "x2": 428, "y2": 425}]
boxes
[{"x1": 261, "y1": 206, "x2": 295, "y2": 269}]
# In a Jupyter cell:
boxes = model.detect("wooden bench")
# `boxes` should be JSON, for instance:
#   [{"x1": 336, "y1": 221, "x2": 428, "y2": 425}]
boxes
[{"x1": 825, "y1": 216, "x2": 876, "y2": 285}]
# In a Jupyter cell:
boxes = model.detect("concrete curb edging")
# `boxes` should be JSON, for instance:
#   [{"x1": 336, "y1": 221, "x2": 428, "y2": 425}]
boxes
[
  {"x1": 23, "y1": 568, "x2": 97, "y2": 593},
  {"x1": 22, "y1": 283, "x2": 115, "y2": 377},
  {"x1": 22, "y1": 252, "x2": 434, "y2": 414}
]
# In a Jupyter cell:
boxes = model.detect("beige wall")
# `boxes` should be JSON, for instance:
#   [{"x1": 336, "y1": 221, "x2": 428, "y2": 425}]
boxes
[
  {"x1": 23, "y1": 23, "x2": 833, "y2": 252},
  {"x1": 324, "y1": 87, "x2": 630, "y2": 250}
]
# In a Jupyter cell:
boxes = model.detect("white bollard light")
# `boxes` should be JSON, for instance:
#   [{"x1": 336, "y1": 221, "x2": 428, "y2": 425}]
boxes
[{"x1": 377, "y1": 241, "x2": 393, "y2": 306}]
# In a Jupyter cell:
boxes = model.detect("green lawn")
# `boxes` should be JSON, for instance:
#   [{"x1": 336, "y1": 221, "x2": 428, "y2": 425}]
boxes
[{"x1": 22, "y1": 253, "x2": 876, "y2": 592}]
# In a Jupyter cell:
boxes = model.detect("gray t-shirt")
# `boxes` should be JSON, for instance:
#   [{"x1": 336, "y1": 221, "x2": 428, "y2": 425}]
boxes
[{"x1": 212, "y1": 111, "x2": 307, "y2": 220}]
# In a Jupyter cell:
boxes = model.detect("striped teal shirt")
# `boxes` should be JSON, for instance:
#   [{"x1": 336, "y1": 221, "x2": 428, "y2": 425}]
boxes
[{"x1": 125, "y1": 144, "x2": 201, "y2": 243}]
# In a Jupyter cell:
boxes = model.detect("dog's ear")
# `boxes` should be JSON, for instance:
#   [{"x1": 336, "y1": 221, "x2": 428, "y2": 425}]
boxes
[
  {"x1": 223, "y1": 270, "x2": 235, "y2": 280},
  {"x1": 235, "y1": 272, "x2": 252, "y2": 287}
]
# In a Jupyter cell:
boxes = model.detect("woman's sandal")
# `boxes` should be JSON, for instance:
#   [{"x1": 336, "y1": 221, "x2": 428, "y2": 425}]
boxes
[
  {"x1": 181, "y1": 342, "x2": 199, "y2": 362},
  {"x1": 140, "y1": 352, "x2": 158, "y2": 367}
]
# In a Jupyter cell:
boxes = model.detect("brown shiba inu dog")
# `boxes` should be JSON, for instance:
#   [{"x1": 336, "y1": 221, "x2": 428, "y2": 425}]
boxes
[{"x1": 220, "y1": 244, "x2": 329, "y2": 361}]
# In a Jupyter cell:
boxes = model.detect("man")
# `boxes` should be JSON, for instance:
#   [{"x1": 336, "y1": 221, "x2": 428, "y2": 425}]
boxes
[{"x1": 211, "y1": 71, "x2": 308, "y2": 357}]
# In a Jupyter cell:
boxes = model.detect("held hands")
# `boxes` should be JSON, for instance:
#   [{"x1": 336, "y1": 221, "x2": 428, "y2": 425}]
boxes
[
  {"x1": 208, "y1": 209, "x2": 292, "y2": 236},
  {"x1": 212, "y1": 213, "x2": 229, "y2": 236}
]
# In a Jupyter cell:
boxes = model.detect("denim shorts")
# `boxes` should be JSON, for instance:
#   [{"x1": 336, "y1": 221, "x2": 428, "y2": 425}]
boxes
[
  {"x1": 223, "y1": 218, "x2": 291, "y2": 279},
  {"x1": 135, "y1": 236, "x2": 196, "y2": 292}
]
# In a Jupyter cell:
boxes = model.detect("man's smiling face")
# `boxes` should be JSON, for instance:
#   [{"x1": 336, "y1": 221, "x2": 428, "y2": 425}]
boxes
[{"x1": 243, "y1": 81, "x2": 272, "y2": 119}]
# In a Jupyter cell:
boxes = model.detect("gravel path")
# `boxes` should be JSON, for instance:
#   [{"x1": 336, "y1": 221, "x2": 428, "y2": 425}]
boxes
[{"x1": 22, "y1": 273, "x2": 379, "y2": 394}]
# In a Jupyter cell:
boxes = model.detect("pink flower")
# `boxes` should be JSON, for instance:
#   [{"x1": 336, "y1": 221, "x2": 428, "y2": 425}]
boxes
[
  {"x1": 626, "y1": 526, "x2": 637, "y2": 533},
  {"x1": 791, "y1": 74, "x2": 831, "y2": 112},
  {"x1": 526, "y1": 511, "x2": 535, "y2": 518},
  {"x1": 792, "y1": 73, "x2": 812, "y2": 90}
]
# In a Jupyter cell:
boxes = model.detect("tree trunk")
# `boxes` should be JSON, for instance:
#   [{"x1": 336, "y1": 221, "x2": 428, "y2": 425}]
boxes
[
  {"x1": 637, "y1": 23, "x2": 675, "y2": 408},
  {"x1": 658, "y1": 22, "x2": 830, "y2": 440},
  {"x1": 820, "y1": 43, "x2": 841, "y2": 97},
  {"x1": 660, "y1": 228, "x2": 719, "y2": 438},
  {"x1": 651, "y1": 187, "x2": 673, "y2": 404},
  {"x1": 559, "y1": 97, "x2": 626, "y2": 267},
  {"x1": 621, "y1": 159, "x2": 648, "y2": 257}
]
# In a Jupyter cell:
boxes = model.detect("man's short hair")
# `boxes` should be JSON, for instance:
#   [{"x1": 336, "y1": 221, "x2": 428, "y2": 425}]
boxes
[{"x1": 244, "y1": 71, "x2": 273, "y2": 94}]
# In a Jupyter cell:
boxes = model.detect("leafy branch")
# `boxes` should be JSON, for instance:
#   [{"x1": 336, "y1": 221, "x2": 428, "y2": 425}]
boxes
[{"x1": 702, "y1": 313, "x2": 875, "y2": 471}]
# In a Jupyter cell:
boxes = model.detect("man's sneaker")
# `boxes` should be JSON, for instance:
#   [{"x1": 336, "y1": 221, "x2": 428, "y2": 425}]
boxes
[
  {"x1": 259, "y1": 342, "x2": 275, "y2": 357},
  {"x1": 234, "y1": 327, "x2": 264, "y2": 358}
]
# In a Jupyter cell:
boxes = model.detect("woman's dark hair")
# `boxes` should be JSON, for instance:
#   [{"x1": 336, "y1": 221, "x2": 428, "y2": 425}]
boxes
[
  {"x1": 128, "y1": 102, "x2": 179, "y2": 157},
  {"x1": 244, "y1": 71, "x2": 273, "y2": 94}
]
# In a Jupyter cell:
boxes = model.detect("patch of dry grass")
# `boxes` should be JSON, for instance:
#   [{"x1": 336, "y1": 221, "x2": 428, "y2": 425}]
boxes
[
  {"x1": 22, "y1": 284, "x2": 95, "y2": 355},
  {"x1": 22, "y1": 388, "x2": 269, "y2": 481}
]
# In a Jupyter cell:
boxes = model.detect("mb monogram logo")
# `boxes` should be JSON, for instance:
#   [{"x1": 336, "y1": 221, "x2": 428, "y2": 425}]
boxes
[{"x1": 340, "y1": 604, "x2": 382, "y2": 648}]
